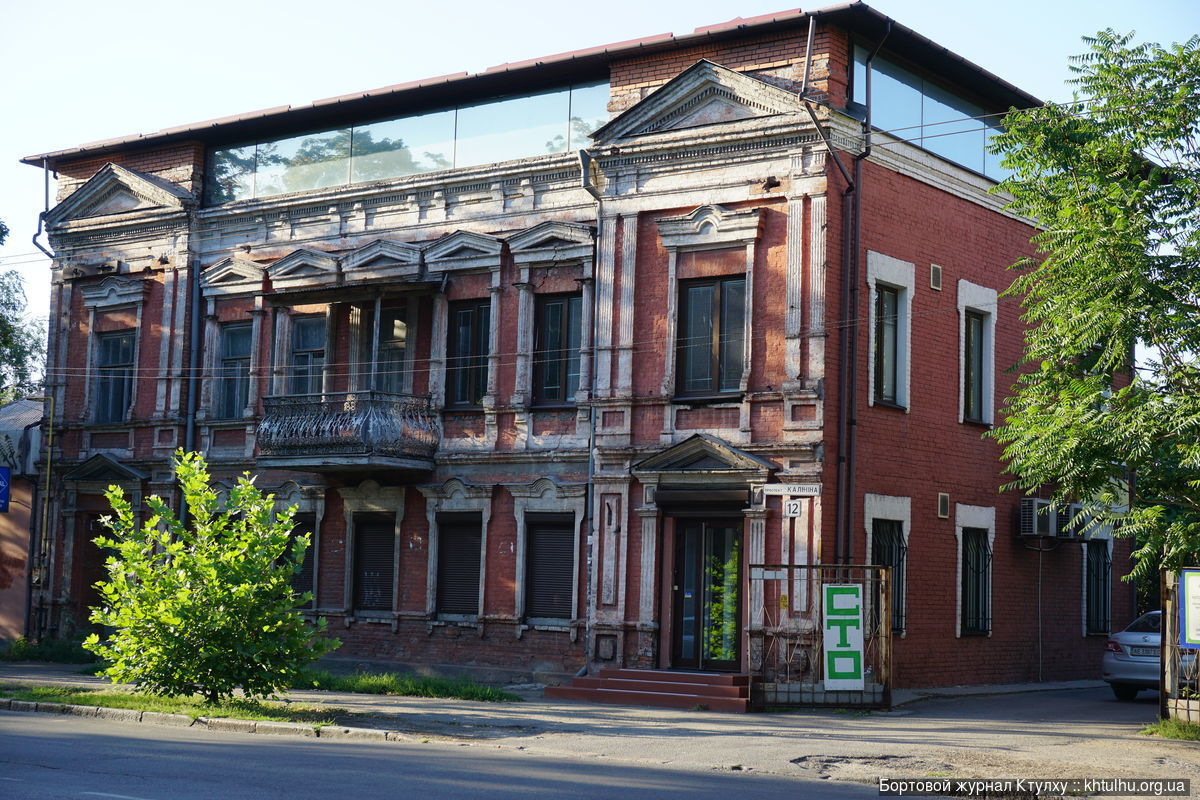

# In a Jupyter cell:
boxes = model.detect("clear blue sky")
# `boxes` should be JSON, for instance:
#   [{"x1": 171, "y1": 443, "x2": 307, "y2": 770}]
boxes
[{"x1": 1, "y1": 0, "x2": 1195, "y2": 319}]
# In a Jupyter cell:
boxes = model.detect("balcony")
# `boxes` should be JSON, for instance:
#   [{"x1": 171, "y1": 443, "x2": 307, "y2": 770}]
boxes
[{"x1": 257, "y1": 390, "x2": 439, "y2": 473}]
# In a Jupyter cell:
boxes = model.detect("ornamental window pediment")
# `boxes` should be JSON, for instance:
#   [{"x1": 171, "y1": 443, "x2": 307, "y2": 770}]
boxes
[
  {"x1": 267, "y1": 248, "x2": 340, "y2": 290},
  {"x1": 202, "y1": 256, "x2": 264, "y2": 296},
  {"x1": 507, "y1": 221, "x2": 594, "y2": 267},
  {"x1": 341, "y1": 239, "x2": 423, "y2": 282},
  {"x1": 424, "y1": 230, "x2": 503, "y2": 274},
  {"x1": 80, "y1": 276, "x2": 147, "y2": 310},
  {"x1": 656, "y1": 204, "x2": 761, "y2": 250}
]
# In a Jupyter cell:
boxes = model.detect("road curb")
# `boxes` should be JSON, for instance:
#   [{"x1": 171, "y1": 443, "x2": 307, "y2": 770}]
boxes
[{"x1": 0, "y1": 694, "x2": 421, "y2": 744}]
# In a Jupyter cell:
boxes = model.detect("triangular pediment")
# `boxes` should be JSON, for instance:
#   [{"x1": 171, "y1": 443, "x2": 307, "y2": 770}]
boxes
[
  {"x1": 425, "y1": 230, "x2": 503, "y2": 273},
  {"x1": 62, "y1": 453, "x2": 148, "y2": 484},
  {"x1": 267, "y1": 248, "x2": 340, "y2": 290},
  {"x1": 508, "y1": 221, "x2": 595, "y2": 265},
  {"x1": 342, "y1": 239, "x2": 422, "y2": 281},
  {"x1": 46, "y1": 163, "x2": 191, "y2": 227},
  {"x1": 591, "y1": 60, "x2": 804, "y2": 142},
  {"x1": 632, "y1": 433, "x2": 776, "y2": 475},
  {"x1": 202, "y1": 256, "x2": 265, "y2": 295}
]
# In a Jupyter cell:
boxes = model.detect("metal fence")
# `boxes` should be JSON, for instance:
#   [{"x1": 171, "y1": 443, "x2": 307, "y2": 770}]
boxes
[{"x1": 747, "y1": 564, "x2": 892, "y2": 709}]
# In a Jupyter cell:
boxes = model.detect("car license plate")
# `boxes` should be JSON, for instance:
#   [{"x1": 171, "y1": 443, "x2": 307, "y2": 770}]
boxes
[{"x1": 1129, "y1": 646, "x2": 1160, "y2": 657}]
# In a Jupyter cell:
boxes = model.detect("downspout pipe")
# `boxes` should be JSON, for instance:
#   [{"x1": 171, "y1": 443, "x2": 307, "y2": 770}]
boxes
[
  {"x1": 578, "y1": 149, "x2": 601, "y2": 676},
  {"x1": 834, "y1": 17, "x2": 890, "y2": 565},
  {"x1": 182, "y1": 207, "x2": 202, "y2": 524},
  {"x1": 31, "y1": 159, "x2": 54, "y2": 259}
]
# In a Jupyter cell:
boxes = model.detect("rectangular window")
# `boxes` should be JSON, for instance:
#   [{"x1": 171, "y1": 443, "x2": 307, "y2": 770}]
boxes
[
  {"x1": 964, "y1": 310, "x2": 986, "y2": 422},
  {"x1": 1086, "y1": 541, "x2": 1111, "y2": 635},
  {"x1": 874, "y1": 285, "x2": 899, "y2": 405},
  {"x1": 871, "y1": 519, "x2": 907, "y2": 633},
  {"x1": 287, "y1": 513, "x2": 316, "y2": 609},
  {"x1": 533, "y1": 295, "x2": 582, "y2": 405},
  {"x1": 95, "y1": 331, "x2": 135, "y2": 423},
  {"x1": 677, "y1": 276, "x2": 745, "y2": 397},
  {"x1": 525, "y1": 515, "x2": 575, "y2": 619},
  {"x1": 353, "y1": 513, "x2": 394, "y2": 612},
  {"x1": 437, "y1": 514, "x2": 482, "y2": 615},
  {"x1": 447, "y1": 300, "x2": 490, "y2": 407},
  {"x1": 961, "y1": 527, "x2": 992, "y2": 635},
  {"x1": 289, "y1": 316, "x2": 326, "y2": 395},
  {"x1": 216, "y1": 323, "x2": 252, "y2": 418},
  {"x1": 377, "y1": 306, "x2": 408, "y2": 394}
]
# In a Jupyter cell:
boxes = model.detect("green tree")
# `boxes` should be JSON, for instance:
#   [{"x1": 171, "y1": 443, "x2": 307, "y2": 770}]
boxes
[
  {"x1": 989, "y1": 32, "x2": 1200, "y2": 583},
  {"x1": 0, "y1": 218, "x2": 44, "y2": 400},
  {"x1": 84, "y1": 451, "x2": 339, "y2": 703}
]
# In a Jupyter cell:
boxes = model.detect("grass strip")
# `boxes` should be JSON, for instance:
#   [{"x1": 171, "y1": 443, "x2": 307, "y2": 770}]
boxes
[
  {"x1": 0, "y1": 683, "x2": 341, "y2": 724},
  {"x1": 298, "y1": 669, "x2": 522, "y2": 702},
  {"x1": 1141, "y1": 718, "x2": 1200, "y2": 741}
]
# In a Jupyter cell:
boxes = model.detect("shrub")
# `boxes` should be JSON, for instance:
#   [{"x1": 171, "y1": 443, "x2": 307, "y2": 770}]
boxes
[{"x1": 84, "y1": 450, "x2": 339, "y2": 702}]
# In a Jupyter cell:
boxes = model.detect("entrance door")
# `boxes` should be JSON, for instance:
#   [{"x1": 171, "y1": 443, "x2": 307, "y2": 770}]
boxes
[{"x1": 672, "y1": 519, "x2": 742, "y2": 671}]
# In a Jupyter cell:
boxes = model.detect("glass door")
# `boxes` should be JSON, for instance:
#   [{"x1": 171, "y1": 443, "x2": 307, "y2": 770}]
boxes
[{"x1": 672, "y1": 519, "x2": 742, "y2": 671}]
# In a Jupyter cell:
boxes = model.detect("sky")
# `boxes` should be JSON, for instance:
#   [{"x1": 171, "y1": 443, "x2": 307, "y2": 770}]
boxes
[{"x1": 0, "y1": 0, "x2": 1196, "y2": 323}]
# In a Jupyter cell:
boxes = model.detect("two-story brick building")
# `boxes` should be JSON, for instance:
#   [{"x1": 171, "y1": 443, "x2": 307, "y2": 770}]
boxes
[{"x1": 21, "y1": 2, "x2": 1131, "y2": 701}]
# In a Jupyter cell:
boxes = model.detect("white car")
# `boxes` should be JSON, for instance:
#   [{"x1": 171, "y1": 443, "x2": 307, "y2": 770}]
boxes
[{"x1": 1102, "y1": 611, "x2": 1161, "y2": 701}]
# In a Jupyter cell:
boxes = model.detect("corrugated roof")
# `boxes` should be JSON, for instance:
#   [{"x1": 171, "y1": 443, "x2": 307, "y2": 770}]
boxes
[{"x1": 0, "y1": 399, "x2": 43, "y2": 431}]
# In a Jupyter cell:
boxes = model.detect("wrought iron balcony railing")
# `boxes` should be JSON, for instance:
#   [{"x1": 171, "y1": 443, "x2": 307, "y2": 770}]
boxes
[{"x1": 258, "y1": 390, "x2": 439, "y2": 463}]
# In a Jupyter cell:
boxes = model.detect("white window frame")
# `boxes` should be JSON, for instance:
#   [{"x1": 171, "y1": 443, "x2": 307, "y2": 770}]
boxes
[
  {"x1": 957, "y1": 279, "x2": 998, "y2": 425},
  {"x1": 866, "y1": 251, "x2": 914, "y2": 410},
  {"x1": 954, "y1": 503, "x2": 995, "y2": 638}
]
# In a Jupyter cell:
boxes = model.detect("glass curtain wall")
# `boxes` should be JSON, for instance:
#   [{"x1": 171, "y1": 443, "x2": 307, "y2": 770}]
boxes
[
  {"x1": 853, "y1": 47, "x2": 1009, "y2": 180},
  {"x1": 206, "y1": 82, "x2": 609, "y2": 204}
]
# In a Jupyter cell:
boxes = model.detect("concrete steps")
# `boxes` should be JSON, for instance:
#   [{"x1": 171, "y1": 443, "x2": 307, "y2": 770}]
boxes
[{"x1": 544, "y1": 668, "x2": 751, "y2": 712}]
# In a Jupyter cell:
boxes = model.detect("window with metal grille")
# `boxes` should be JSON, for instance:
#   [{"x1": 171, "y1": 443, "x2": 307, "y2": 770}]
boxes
[
  {"x1": 216, "y1": 323, "x2": 252, "y2": 418},
  {"x1": 287, "y1": 513, "x2": 317, "y2": 609},
  {"x1": 437, "y1": 514, "x2": 482, "y2": 615},
  {"x1": 533, "y1": 295, "x2": 582, "y2": 405},
  {"x1": 525, "y1": 515, "x2": 575, "y2": 619},
  {"x1": 289, "y1": 316, "x2": 326, "y2": 395},
  {"x1": 874, "y1": 285, "x2": 899, "y2": 405},
  {"x1": 447, "y1": 301, "x2": 490, "y2": 407},
  {"x1": 676, "y1": 276, "x2": 745, "y2": 397},
  {"x1": 1086, "y1": 540, "x2": 1111, "y2": 634},
  {"x1": 871, "y1": 518, "x2": 907, "y2": 633},
  {"x1": 961, "y1": 527, "x2": 991, "y2": 635},
  {"x1": 353, "y1": 514, "x2": 394, "y2": 612},
  {"x1": 963, "y1": 310, "x2": 986, "y2": 422},
  {"x1": 95, "y1": 330, "x2": 135, "y2": 423}
]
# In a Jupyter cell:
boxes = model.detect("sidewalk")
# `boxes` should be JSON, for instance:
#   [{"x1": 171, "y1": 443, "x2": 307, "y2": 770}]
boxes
[{"x1": 1, "y1": 662, "x2": 1184, "y2": 787}]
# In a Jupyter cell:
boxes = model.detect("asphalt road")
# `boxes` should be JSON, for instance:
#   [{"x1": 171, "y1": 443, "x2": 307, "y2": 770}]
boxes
[{"x1": 0, "y1": 711, "x2": 878, "y2": 800}]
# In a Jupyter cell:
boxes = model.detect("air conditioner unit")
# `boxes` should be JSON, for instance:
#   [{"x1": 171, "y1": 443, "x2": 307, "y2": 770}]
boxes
[
  {"x1": 1019, "y1": 498, "x2": 1055, "y2": 537},
  {"x1": 1058, "y1": 503, "x2": 1086, "y2": 539}
]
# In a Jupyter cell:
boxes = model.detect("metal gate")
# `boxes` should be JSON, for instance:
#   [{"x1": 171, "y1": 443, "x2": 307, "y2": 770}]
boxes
[{"x1": 747, "y1": 564, "x2": 892, "y2": 708}]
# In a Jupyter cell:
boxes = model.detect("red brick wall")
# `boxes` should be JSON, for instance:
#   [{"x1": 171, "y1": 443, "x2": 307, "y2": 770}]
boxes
[
  {"x1": 830, "y1": 157, "x2": 1136, "y2": 686},
  {"x1": 54, "y1": 142, "x2": 205, "y2": 201}
]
